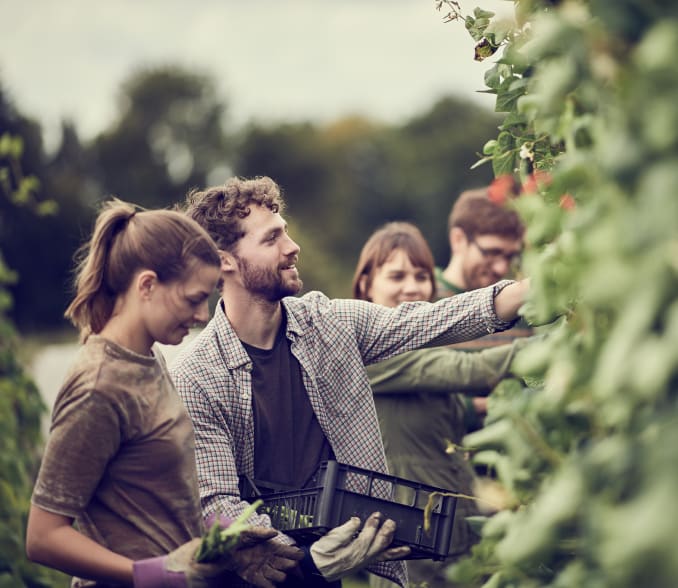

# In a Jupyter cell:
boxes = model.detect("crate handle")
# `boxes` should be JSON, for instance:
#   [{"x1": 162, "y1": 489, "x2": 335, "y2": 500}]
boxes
[{"x1": 240, "y1": 474, "x2": 263, "y2": 498}]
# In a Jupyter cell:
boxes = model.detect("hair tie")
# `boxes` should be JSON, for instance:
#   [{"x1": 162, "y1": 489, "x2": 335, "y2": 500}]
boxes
[{"x1": 127, "y1": 209, "x2": 140, "y2": 224}]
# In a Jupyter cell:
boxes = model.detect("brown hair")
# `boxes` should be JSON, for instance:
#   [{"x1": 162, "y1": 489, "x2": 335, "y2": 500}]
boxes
[
  {"x1": 352, "y1": 222, "x2": 436, "y2": 301},
  {"x1": 183, "y1": 176, "x2": 285, "y2": 252},
  {"x1": 65, "y1": 198, "x2": 220, "y2": 341},
  {"x1": 448, "y1": 188, "x2": 524, "y2": 241}
]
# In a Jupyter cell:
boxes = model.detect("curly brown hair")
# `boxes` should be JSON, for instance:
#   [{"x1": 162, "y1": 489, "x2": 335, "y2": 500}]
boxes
[{"x1": 183, "y1": 176, "x2": 285, "y2": 252}]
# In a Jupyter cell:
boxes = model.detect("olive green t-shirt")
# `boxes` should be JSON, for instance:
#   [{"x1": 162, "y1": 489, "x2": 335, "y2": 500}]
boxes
[{"x1": 32, "y1": 335, "x2": 202, "y2": 587}]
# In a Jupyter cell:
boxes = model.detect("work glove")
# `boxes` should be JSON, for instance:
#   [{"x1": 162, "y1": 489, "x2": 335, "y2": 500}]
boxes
[
  {"x1": 309, "y1": 512, "x2": 411, "y2": 582},
  {"x1": 132, "y1": 537, "x2": 222, "y2": 588},
  {"x1": 200, "y1": 511, "x2": 303, "y2": 586},
  {"x1": 224, "y1": 526, "x2": 304, "y2": 587},
  {"x1": 133, "y1": 528, "x2": 304, "y2": 588}
]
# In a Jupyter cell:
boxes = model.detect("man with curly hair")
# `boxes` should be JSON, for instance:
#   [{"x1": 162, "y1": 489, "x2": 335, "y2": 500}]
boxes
[{"x1": 170, "y1": 176, "x2": 529, "y2": 588}]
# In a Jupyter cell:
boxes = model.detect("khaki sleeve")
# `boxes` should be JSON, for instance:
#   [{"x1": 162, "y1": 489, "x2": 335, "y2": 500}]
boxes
[{"x1": 367, "y1": 338, "x2": 531, "y2": 396}]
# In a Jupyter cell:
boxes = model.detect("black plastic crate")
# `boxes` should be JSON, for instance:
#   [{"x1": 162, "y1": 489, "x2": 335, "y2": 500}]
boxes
[{"x1": 240, "y1": 460, "x2": 457, "y2": 560}]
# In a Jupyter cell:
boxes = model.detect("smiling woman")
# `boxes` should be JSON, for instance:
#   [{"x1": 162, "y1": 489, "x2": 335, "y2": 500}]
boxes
[
  {"x1": 352, "y1": 221, "x2": 531, "y2": 588},
  {"x1": 64, "y1": 200, "x2": 221, "y2": 351}
]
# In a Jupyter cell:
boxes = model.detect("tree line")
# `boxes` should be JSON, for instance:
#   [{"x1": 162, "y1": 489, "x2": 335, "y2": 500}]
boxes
[{"x1": 0, "y1": 64, "x2": 498, "y2": 333}]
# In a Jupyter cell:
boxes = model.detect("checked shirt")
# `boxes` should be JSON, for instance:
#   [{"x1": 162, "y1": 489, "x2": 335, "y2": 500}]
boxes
[{"x1": 170, "y1": 281, "x2": 515, "y2": 587}]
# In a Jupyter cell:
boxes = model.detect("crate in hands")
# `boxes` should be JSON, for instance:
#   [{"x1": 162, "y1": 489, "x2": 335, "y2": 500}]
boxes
[{"x1": 240, "y1": 460, "x2": 458, "y2": 560}]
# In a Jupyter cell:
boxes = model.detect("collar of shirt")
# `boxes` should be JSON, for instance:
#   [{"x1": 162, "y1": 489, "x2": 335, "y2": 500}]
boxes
[{"x1": 214, "y1": 298, "x2": 304, "y2": 370}]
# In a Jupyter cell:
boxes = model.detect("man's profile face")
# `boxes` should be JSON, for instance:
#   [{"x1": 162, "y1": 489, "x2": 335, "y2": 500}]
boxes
[
  {"x1": 232, "y1": 204, "x2": 303, "y2": 301},
  {"x1": 459, "y1": 232, "x2": 523, "y2": 290}
]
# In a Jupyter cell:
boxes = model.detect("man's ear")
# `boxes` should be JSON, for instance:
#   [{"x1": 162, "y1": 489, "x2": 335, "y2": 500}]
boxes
[
  {"x1": 137, "y1": 270, "x2": 158, "y2": 300},
  {"x1": 450, "y1": 227, "x2": 469, "y2": 254},
  {"x1": 219, "y1": 250, "x2": 237, "y2": 273}
]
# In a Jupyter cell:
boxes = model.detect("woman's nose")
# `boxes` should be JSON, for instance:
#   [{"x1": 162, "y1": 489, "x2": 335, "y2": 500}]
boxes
[
  {"x1": 194, "y1": 300, "x2": 210, "y2": 324},
  {"x1": 403, "y1": 277, "x2": 425, "y2": 295}
]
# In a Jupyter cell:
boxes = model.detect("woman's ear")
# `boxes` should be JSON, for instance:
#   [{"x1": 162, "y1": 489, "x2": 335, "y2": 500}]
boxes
[
  {"x1": 359, "y1": 274, "x2": 371, "y2": 301},
  {"x1": 137, "y1": 270, "x2": 158, "y2": 300}
]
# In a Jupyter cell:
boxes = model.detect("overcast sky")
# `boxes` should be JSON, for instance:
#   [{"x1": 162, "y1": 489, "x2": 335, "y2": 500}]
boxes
[{"x1": 0, "y1": 0, "x2": 511, "y2": 148}]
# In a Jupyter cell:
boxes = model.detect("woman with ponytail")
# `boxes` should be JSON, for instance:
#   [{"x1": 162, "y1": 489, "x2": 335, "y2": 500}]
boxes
[{"x1": 26, "y1": 199, "x2": 302, "y2": 588}]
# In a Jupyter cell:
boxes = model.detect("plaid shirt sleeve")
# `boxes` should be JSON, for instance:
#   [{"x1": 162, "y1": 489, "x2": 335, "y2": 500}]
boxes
[{"x1": 330, "y1": 279, "x2": 518, "y2": 366}]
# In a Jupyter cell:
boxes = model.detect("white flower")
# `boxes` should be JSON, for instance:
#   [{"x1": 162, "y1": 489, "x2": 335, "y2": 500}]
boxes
[{"x1": 519, "y1": 142, "x2": 535, "y2": 161}]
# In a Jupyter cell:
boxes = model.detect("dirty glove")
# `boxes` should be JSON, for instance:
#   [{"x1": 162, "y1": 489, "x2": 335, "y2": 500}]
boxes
[
  {"x1": 133, "y1": 529, "x2": 303, "y2": 588},
  {"x1": 309, "y1": 512, "x2": 411, "y2": 582},
  {"x1": 224, "y1": 526, "x2": 304, "y2": 588},
  {"x1": 133, "y1": 537, "x2": 221, "y2": 588},
  {"x1": 203, "y1": 511, "x2": 304, "y2": 588}
]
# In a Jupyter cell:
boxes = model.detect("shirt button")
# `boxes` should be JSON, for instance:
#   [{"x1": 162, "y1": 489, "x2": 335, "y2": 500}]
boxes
[{"x1": 245, "y1": 362, "x2": 253, "y2": 372}]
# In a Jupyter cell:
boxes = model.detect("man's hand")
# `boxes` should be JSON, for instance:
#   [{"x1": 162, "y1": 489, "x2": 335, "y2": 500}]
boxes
[
  {"x1": 494, "y1": 278, "x2": 530, "y2": 322},
  {"x1": 134, "y1": 530, "x2": 303, "y2": 588},
  {"x1": 225, "y1": 528, "x2": 304, "y2": 588},
  {"x1": 309, "y1": 512, "x2": 410, "y2": 582}
]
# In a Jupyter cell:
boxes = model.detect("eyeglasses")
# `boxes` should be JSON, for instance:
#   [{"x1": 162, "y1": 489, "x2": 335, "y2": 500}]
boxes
[{"x1": 470, "y1": 238, "x2": 522, "y2": 265}]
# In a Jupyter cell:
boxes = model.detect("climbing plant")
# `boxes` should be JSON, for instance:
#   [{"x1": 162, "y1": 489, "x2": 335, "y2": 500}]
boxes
[
  {"x1": 0, "y1": 134, "x2": 68, "y2": 587},
  {"x1": 436, "y1": 1, "x2": 678, "y2": 586}
]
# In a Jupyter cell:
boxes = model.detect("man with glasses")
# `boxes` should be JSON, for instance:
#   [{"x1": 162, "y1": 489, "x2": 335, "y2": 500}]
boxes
[
  {"x1": 436, "y1": 187, "x2": 525, "y2": 297},
  {"x1": 435, "y1": 187, "x2": 533, "y2": 430}
]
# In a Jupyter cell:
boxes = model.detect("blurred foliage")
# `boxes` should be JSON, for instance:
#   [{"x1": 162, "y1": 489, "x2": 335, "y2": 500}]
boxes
[
  {"x1": 92, "y1": 65, "x2": 231, "y2": 208},
  {"x1": 436, "y1": 0, "x2": 678, "y2": 586},
  {"x1": 1, "y1": 65, "x2": 498, "y2": 329},
  {"x1": 0, "y1": 133, "x2": 69, "y2": 586},
  {"x1": 0, "y1": 85, "x2": 94, "y2": 331}
]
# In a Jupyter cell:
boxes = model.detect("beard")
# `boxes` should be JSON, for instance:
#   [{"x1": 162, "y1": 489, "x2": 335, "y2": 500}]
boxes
[
  {"x1": 236, "y1": 256, "x2": 303, "y2": 301},
  {"x1": 463, "y1": 264, "x2": 502, "y2": 290}
]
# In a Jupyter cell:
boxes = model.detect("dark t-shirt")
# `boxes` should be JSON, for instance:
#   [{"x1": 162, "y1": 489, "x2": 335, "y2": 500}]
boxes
[{"x1": 242, "y1": 318, "x2": 334, "y2": 490}]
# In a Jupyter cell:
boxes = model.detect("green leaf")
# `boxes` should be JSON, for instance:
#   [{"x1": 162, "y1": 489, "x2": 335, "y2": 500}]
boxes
[
  {"x1": 474, "y1": 39, "x2": 499, "y2": 62},
  {"x1": 482, "y1": 138, "x2": 498, "y2": 155},
  {"x1": 492, "y1": 151, "x2": 516, "y2": 176},
  {"x1": 484, "y1": 64, "x2": 502, "y2": 90}
]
